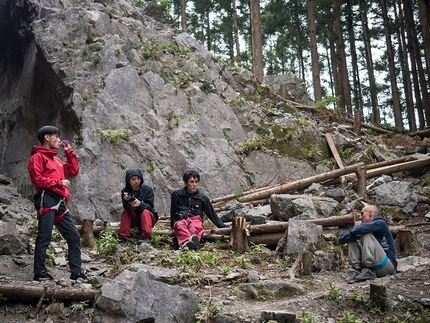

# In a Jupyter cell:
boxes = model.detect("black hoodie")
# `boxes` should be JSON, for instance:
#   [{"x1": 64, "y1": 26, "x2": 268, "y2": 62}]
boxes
[
  {"x1": 120, "y1": 168, "x2": 158, "y2": 221},
  {"x1": 170, "y1": 187, "x2": 226, "y2": 229}
]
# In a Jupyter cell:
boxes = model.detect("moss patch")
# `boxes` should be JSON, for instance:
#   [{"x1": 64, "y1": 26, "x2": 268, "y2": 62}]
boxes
[{"x1": 382, "y1": 206, "x2": 409, "y2": 221}]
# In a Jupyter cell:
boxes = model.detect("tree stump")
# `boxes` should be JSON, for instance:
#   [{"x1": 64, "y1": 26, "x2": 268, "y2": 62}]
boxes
[
  {"x1": 395, "y1": 228, "x2": 420, "y2": 256},
  {"x1": 301, "y1": 253, "x2": 312, "y2": 276},
  {"x1": 81, "y1": 219, "x2": 95, "y2": 247},
  {"x1": 370, "y1": 279, "x2": 389, "y2": 312},
  {"x1": 353, "y1": 108, "x2": 362, "y2": 135},
  {"x1": 229, "y1": 217, "x2": 249, "y2": 253},
  {"x1": 86, "y1": 24, "x2": 93, "y2": 43},
  {"x1": 356, "y1": 165, "x2": 367, "y2": 198}
]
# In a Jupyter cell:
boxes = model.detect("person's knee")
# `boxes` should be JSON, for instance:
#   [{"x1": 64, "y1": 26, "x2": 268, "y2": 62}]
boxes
[{"x1": 66, "y1": 230, "x2": 81, "y2": 245}]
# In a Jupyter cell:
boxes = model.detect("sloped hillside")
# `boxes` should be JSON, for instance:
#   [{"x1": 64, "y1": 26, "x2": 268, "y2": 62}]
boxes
[{"x1": 0, "y1": 0, "x2": 337, "y2": 222}]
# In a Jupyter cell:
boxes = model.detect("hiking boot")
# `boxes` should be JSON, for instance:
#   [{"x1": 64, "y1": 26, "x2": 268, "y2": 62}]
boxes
[
  {"x1": 190, "y1": 235, "x2": 201, "y2": 249},
  {"x1": 183, "y1": 239, "x2": 196, "y2": 250},
  {"x1": 138, "y1": 238, "x2": 149, "y2": 245},
  {"x1": 70, "y1": 271, "x2": 87, "y2": 280},
  {"x1": 118, "y1": 238, "x2": 128, "y2": 246},
  {"x1": 346, "y1": 270, "x2": 361, "y2": 284},
  {"x1": 355, "y1": 268, "x2": 376, "y2": 281},
  {"x1": 33, "y1": 270, "x2": 54, "y2": 281}
]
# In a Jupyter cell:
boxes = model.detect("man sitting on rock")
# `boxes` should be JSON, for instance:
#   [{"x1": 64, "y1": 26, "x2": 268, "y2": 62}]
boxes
[
  {"x1": 170, "y1": 170, "x2": 226, "y2": 250},
  {"x1": 119, "y1": 168, "x2": 158, "y2": 245},
  {"x1": 339, "y1": 205, "x2": 397, "y2": 283}
]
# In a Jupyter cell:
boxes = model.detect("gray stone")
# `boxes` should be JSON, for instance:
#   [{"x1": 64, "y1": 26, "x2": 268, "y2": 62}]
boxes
[
  {"x1": 93, "y1": 267, "x2": 198, "y2": 323},
  {"x1": 286, "y1": 219, "x2": 322, "y2": 255},
  {"x1": 270, "y1": 194, "x2": 340, "y2": 221},
  {"x1": 368, "y1": 180, "x2": 418, "y2": 214},
  {"x1": 260, "y1": 310, "x2": 296, "y2": 323},
  {"x1": 237, "y1": 280, "x2": 304, "y2": 300},
  {"x1": 125, "y1": 263, "x2": 183, "y2": 284},
  {"x1": 0, "y1": 220, "x2": 28, "y2": 255}
]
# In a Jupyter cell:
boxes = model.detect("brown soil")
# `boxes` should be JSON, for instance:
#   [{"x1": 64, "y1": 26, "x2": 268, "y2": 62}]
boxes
[{"x1": 1, "y1": 219, "x2": 429, "y2": 323}]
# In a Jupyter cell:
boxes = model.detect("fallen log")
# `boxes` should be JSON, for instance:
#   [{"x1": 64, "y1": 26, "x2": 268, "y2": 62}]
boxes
[
  {"x1": 0, "y1": 284, "x2": 98, "y2": 303},
  {"x1": 344, "y1": 118, "x2": 393, "y2": 134},
  {"x1": 408, "y1": 128, "x2": 430, "y2": 139},
  {"x1": 208, "y1": 213, "x2": 355, "y2": 236},
  {"x1": 364, "y1": 156, "x2": 409, "y2": 170},
  {"x1": 322, "y1": 156, "x2": 412, "y2": 186},
  {"x1": 339, "y1": 157, "x2": 430, "y2": 182},
  {"x1": 236, "y1": 163, "x2": 363, "y2": 203}
]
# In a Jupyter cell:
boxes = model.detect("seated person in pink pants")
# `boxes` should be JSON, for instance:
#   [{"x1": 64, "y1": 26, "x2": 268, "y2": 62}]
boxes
[
  {"x1": 119, "y1": 168, "x2": 158, "y2": 245},
  {"x1": 170, "y1": 170, "x2": 226, "y2": 250}
]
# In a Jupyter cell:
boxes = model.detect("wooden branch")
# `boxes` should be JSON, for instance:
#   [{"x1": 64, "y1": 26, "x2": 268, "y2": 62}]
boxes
[
  {"x1": 344, "y1": 118, "x2": 393, "y2": 134},
  {"x1": 325, "y1": 133, "x2": 344, "y2": 168},
  {"x1": 35, "y1": 286, "x2": 47, "y2": 316},
  {"x1": 0, "y1": 284, "x2": 98, "y2": 303},
  {"x1": 236, "y1": 163, "x2": 363, "y2": 203}
]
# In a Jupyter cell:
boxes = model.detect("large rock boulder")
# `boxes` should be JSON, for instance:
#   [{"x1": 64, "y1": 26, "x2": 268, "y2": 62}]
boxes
[
  {"x1": 269, "y1": 194, "x2": 340, "y2": 221},
  {"x1": 93, "y1": 266, "x2": 198, "y2": 323}
]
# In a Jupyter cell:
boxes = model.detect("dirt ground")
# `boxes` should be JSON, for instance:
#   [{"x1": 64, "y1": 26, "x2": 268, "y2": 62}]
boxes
[{"x1": 0, "y1": 217, "x2": 429, "y2": 323}]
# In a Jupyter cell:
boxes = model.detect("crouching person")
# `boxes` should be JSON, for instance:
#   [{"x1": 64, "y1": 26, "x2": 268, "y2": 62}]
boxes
[
  {"x1": 170, "y1": 170, "x2": 226, "y2": 250},
  {"x1": 119, "y1": 168, "x2": 158, "y2": 245},
  {"x1": 339, "y1": 205, "x2": 397, "y2": 283}
]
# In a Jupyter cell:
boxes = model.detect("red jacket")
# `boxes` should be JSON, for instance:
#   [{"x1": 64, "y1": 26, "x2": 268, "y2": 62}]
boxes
[{"x1": 28, "y1": 146, "x2": 79, "y2": 203}]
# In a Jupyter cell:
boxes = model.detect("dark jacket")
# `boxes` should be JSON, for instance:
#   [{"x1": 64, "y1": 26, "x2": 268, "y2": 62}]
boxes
[
  {"x1": 339, "y1": 215, "x2": 397, "y2": 268},
  {"x1": 121, "y1": 168, "x2": 158, "y2": 221},
  {"x1": 170, "y1": 187, "x2": 226, "y2": 229}
]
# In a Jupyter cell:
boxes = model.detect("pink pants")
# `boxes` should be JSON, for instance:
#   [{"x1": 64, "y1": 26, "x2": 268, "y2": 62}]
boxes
[
  {"x1": 119, "y1": 209, "x2": 156, "y2": 240},
  {"x1": 173, "y1": 216, "x2": 204, "y2": 245}
]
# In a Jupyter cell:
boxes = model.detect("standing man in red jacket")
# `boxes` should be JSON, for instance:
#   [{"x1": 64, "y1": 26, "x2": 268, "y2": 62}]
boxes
[{"x1": 28, "y1": 125, "x2": 86, "y2": 281}]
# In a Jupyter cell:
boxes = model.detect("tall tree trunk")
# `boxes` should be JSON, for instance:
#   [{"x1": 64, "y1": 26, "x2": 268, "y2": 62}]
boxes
[
  {"x1": 346, "y1": 0, "x2": 362, "y2": 112},
  {"x1": 325, "y1": 48, "x2": 335, "y2": 98},
  {"x1": 295, "y1": 8, "x2": 306, "y2": 82},
  {"x1": 404, "y1": 0, "x2": 430, "y2": 127},
  {"x1": 333, "y1": 0, "x2": 352, "y2": 115},
  {"x1": 232, "y1": 0, "x2": 241, "y2": 65},
  {"x1": 396, "y1": 0, "x2": 416, "y2": 131},
  {"x1": 326, "y1": 5, "x2": 341, "y2": 105},
  {"x1": 358, "y1": 0, "x2": 380, "y2": 124},
  {"x1": 417, "y1": 0, "x2": 430, "y2": 73},
  {"x1": 250, "y1": 0, "x2": 264, "y2": 82},
  {"x1": 180, "y1": 0, "x2": 187, "y2": 32},
  {"x1": 380, "y1": 0, "x2": 403, "y2": 130},
  {"x1": 206, "y1": 10, "x2": 211, "y2": 51},
  {"x1": 307, "y1": 0, "x2": 322, "y2": 101}
]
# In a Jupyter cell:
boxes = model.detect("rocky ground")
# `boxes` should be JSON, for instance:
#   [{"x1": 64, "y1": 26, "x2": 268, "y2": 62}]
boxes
[{"x1": 0, "y1": 212, "x2": 429, "y2": 323}]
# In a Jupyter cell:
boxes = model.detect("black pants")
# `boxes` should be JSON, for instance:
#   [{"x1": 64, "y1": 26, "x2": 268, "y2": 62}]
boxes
[{"x1": 34, "y1": 192, "x2": 82, "y2": 276}]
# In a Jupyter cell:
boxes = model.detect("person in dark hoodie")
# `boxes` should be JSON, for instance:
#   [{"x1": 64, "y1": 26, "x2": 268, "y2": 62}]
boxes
[
  {"x1": 339, "y1": 205, "x2": 397, "y2": 283},
  {"x1": 119, "y1": 168, "x2": 158, "y2": 245},
  {"x1": 170, "y1": 170, "x2": 227, "y2": 250},
  {"x1": 28, "y1": 125, "x2": 86, "y2": 281}
]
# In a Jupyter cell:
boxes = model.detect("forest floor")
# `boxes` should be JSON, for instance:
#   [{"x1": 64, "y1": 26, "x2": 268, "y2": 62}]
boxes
[{"x1": 0, "y1": 215, "x2": 429, "y2": 323}]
